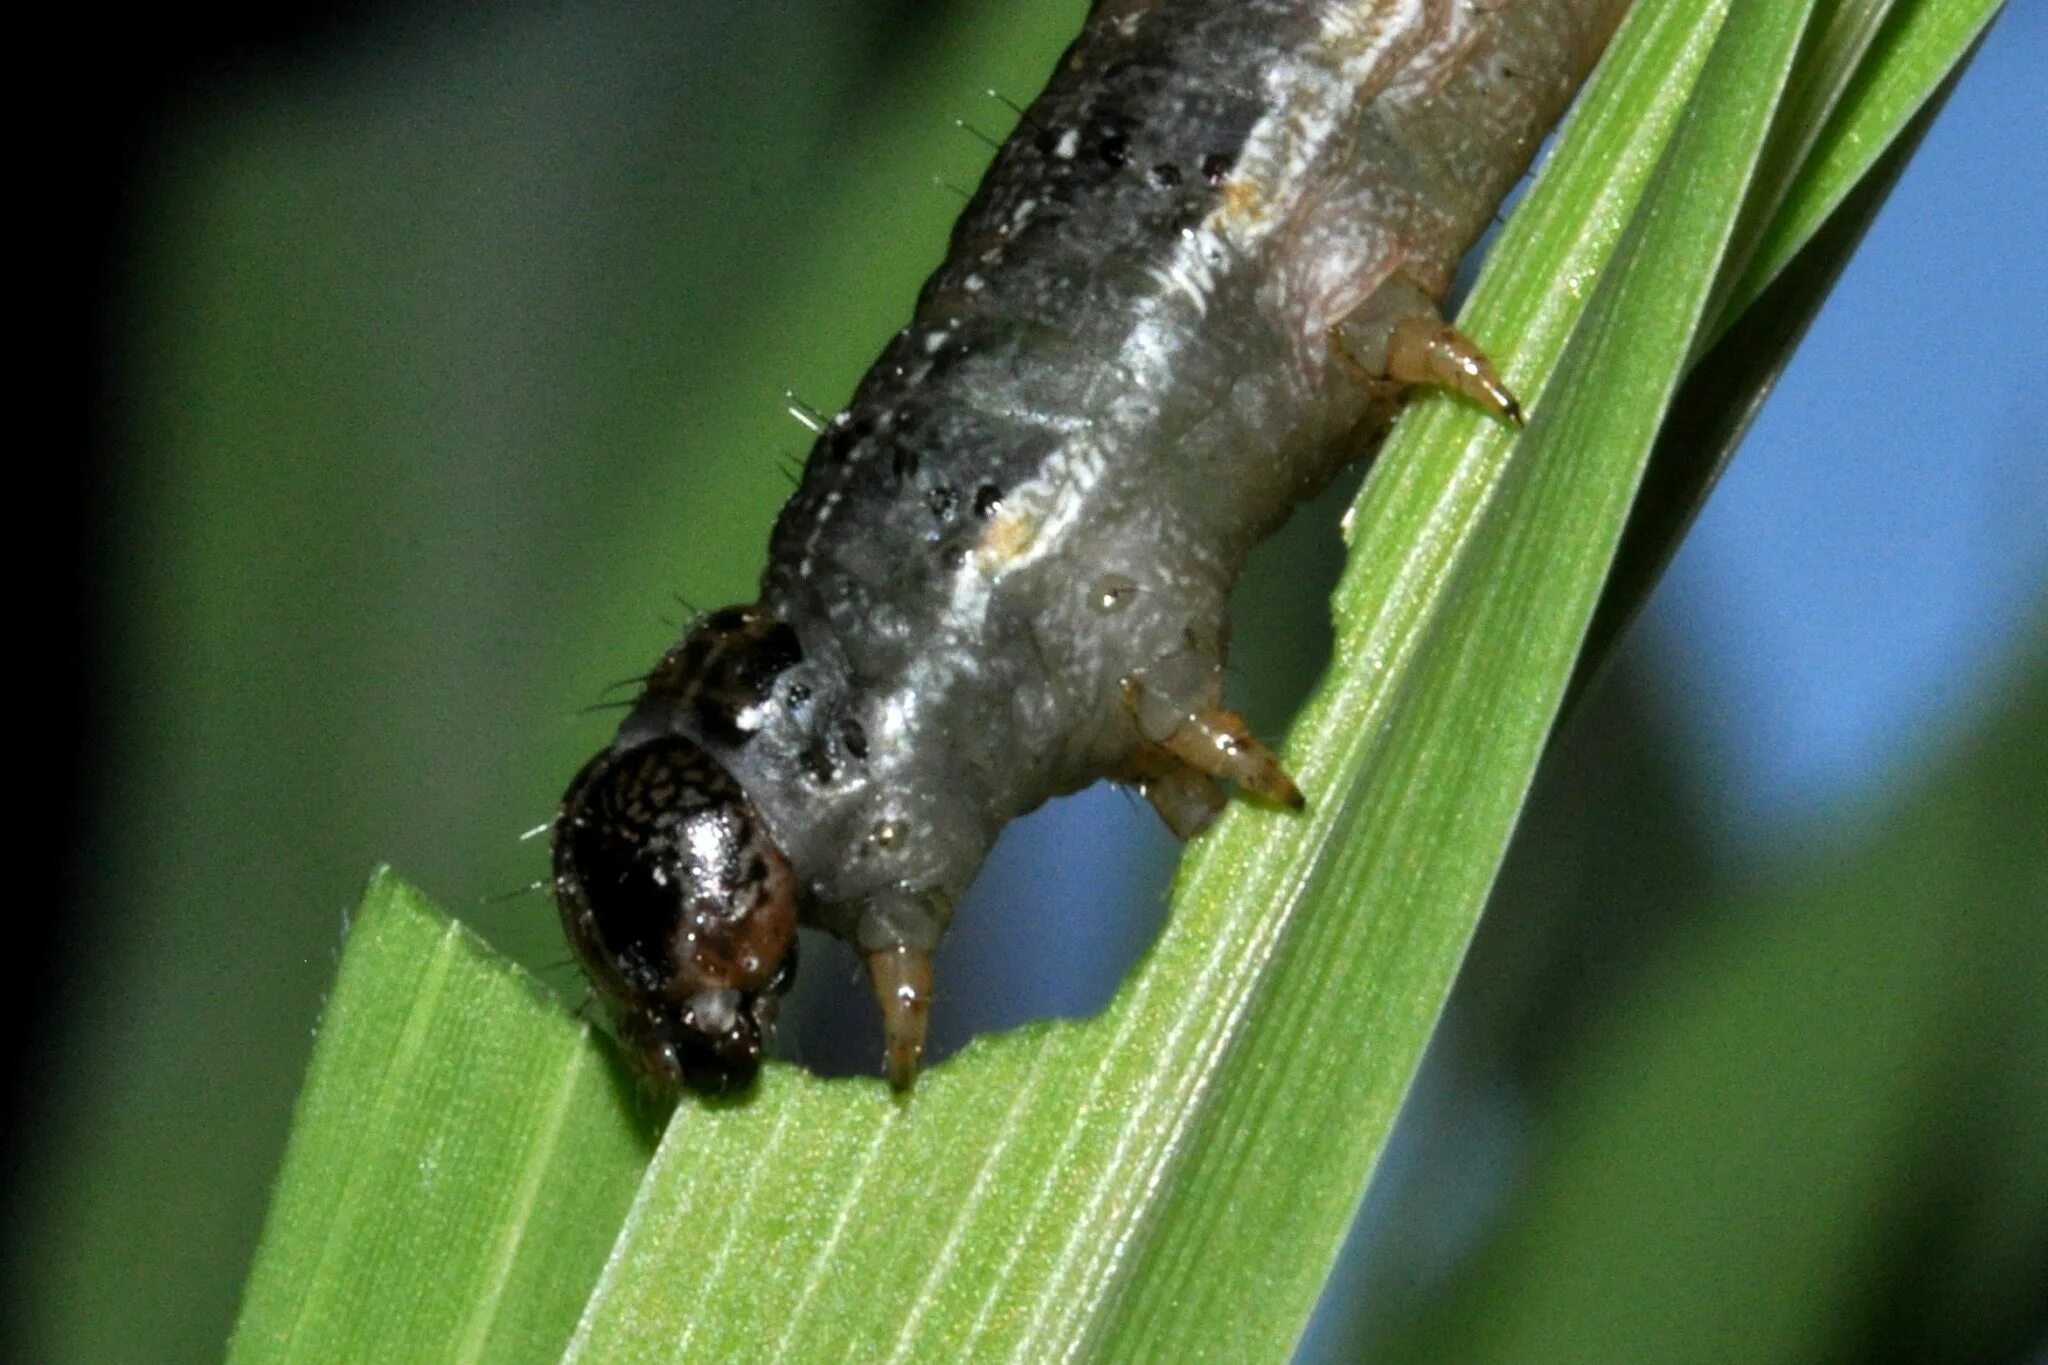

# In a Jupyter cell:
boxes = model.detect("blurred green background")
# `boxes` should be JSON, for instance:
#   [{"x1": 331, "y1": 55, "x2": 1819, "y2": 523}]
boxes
[{"x1": 11, "y1": 2, "x2": 2042, "y2": 1360}]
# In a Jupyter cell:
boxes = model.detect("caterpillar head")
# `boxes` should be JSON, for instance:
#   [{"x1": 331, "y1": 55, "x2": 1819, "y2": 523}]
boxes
[{"x1": 553, "y1": 734, "x2": 798, "y2": 1094}]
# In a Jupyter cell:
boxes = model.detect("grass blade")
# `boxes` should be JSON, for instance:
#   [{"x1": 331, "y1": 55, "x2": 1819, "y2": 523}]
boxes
[
  {"x1": 226, "y1": 1, "x2": 2001, "y2": 1359},
  {"x1": 1096, "y1": 0, "x2": 1822, "y2": 1353},
  {"x1": 1376, "y1": 626, "x2": 2048, "y2": 1365},
  {"x1": 1720, "y1": 0, "x2": 2006, "y2": 324},
  {"x1": 228, "y1": 874, "x2": 657, "y2": 1363},
  {"x1": 1577, "y1": 0, "x2": 2001, "y2": 703}
]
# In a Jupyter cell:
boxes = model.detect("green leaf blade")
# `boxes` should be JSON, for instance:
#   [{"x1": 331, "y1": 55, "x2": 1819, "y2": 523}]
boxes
[
  {"x1": 227, "y1": 874, "x2": 656, "y2": 1364},
  {"x1": 1096, "y1": 0, "x2": 1825, "y2": 1355},
  {"x1": 1721, "y1": 0, "x2": 2006, "y2": 324},
  {"x1": 225, "y1": 1, "x2": 2006, "y2": 1359},
  {"x1": 1377, "y1": 626, "x2": 2048, "y2": 1365}
]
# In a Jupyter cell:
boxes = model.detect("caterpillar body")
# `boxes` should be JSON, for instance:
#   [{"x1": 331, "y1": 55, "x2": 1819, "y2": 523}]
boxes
[{"x1": 553, "y1": 0, "x2": 1630, "y2": 1093}]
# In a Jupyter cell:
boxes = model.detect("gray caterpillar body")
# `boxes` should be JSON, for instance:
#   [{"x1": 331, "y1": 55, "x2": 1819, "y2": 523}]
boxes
[{"x1": 553, "y1": 0, "x2": 1630, "y2": 1092}]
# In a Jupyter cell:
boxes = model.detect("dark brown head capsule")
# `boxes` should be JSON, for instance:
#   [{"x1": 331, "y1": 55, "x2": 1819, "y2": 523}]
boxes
[{"x1": 553, "y1": 735, "x2": 798, "y2": 1094}]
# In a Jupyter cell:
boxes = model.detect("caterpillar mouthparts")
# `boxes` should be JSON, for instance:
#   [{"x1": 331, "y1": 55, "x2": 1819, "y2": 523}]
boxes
[{"x1": 554, "y1": 734, "x2": 798, "y2": 1094}]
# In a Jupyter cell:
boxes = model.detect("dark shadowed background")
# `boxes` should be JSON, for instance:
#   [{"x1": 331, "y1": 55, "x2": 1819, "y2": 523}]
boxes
[{"x1": 10, "y1": 2, "x2": 2042, "y2": 1360}]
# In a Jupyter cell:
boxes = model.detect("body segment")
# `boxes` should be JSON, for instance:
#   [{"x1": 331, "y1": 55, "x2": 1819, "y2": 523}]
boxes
[{"x1": 555, "y1": 0, "x2": 1629, "y2": 1090}]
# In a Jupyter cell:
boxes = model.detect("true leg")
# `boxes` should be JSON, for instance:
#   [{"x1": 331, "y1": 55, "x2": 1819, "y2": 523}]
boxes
[
  {"x1": 866, "y1": 946, "x2": 933, "y2": 1093},
  {"x1": 1123, "y1": 675, "x2": 1303, "y2": 811},
  {"x1": 1331, "y1": 270, "x2": 1524, "y2": 425}
]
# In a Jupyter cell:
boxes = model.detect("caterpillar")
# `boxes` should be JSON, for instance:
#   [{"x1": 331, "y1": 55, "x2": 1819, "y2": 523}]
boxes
[{"x1": 553, "y1": 0, "x2": 1631, "y2": 1094}]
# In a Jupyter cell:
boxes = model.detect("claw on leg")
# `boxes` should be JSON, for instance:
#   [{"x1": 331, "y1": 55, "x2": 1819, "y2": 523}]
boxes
[
  {"x1": 1331, "y1": 270, "x2": 1525, "y2": 426},
  {"x1": 1124, "y1": 678, "x2": 1302, "y2": 811},
  {"x1": 1159, "y1": 706, "x2": 1303, "y2": 809},
  {"x1": 866, "y1": 946, "x2": 932, "y2": 1093},
  {"x1": 1385, "y1": 315, "x2": 1524, "y2": 426}
]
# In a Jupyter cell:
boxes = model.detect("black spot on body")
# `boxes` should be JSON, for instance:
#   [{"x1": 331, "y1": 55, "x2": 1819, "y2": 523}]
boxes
[
  {"x1": 801, "y1": 746, "x2": 837, "y2": 785},
  {"x1": 820, "y1": 414, "x2": 871, "y2": 463},
  {"x1": 705, "y1": 605, "x2": 754, "y2": 633},
  {"x1": 1201, "y1": 151, "x2": 1233, "y2": 185},
  {"x1": 695, "y1": 697, "x2": 751, "y2": 747},
  {"x1": 1149, "y1": 162, "x2": 1181, "y2": 188},
  {"x1": 972, "y1": 483, "x2": 1004, "y2": 516},
  {"x1": 750, "y1": 622, "x2": 803, "y2": 678}
]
